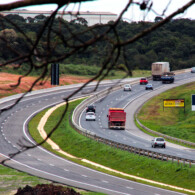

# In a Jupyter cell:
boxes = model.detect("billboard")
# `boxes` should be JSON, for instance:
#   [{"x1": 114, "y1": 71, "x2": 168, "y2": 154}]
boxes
[
  {"x1": 192, "y1": 95, "x2": 195, "y2": 111},
  {"x1": 163, "y1": 99, "x2": 185, "y2": 108}
]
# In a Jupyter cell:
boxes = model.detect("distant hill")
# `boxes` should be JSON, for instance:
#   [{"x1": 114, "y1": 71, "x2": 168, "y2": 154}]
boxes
[{"x1": 0, "y1": 15, "x2": 194, "y2": 71}]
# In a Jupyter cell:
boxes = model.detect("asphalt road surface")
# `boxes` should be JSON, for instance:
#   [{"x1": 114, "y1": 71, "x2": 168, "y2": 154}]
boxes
[
  {"x1": 0, "y1": 74, "x2": 194, "y2": 195},
  {"x1": 81, "y1": 72, "x2": 195, "y2": 161}
]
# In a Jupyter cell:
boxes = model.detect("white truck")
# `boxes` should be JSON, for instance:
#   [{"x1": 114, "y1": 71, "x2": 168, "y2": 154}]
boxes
[{"x1": 151, "y1": 62, "x2": 170, "y2": 81}]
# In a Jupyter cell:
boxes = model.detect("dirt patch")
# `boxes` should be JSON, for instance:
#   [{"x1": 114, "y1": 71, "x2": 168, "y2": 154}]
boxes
[
  {"x1": 14, "y1": 184, "x2": 81, "y2": 195},
  {"x1": 0, "y1": 73, "x2": 90, "y2": 98}
]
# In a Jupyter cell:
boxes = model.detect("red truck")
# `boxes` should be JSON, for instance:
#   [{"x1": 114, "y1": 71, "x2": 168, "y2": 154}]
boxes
[{"x1": 107, "y1": 108, "x2": 126, "y2": 130}]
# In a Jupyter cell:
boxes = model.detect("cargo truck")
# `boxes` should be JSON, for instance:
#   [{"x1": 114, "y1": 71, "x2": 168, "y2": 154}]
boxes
[
  {"x1": 107, "y1": 108, "x2": 126, "y2": 130},
  {"x1": 151, "y1": 62, "x2": 170, "y2": 81}
]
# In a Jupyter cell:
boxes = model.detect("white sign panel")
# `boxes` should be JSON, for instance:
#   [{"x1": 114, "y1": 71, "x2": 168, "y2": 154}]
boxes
[{"x1": 192, "y1": 95, "x2": 195, "y2": 111}]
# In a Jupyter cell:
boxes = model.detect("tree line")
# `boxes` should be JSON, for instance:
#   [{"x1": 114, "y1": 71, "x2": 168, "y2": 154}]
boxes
[{"x1": 0, "y1": 13, "x2": 195, "y2": 72}]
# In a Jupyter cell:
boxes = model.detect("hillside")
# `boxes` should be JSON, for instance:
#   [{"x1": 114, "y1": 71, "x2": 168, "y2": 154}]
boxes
[
  {"x1": 0, "y1": 15, "x2": 195, "y2": 71},
  {"x1": 138, "y1": 81, "x2": 195, "y2": 143}
]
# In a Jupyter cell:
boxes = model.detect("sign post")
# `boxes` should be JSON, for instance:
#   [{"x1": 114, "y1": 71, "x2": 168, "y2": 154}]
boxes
[
  {"x1": 51, "y1": 63, "x2": 59, "y2": 85},
  {"x1": 192, "y1": 95, "x2": 195, "y2": 111}
]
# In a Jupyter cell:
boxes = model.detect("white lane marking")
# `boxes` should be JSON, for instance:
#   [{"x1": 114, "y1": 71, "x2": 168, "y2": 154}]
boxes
[
  {"x1": 0, "y1": 152, "x2": 131, "y2": 195},
  {"x1": 37, "y1": 158, "x2": 42, "y2": 161},
  {"x1": 102, "y1": 180, "x2": 109, "y2": 183},
  {"x1": 82, "y1": 175, "x2": 88, "y2": 177},
  {"x1": 64, "y1": 169, "x2": 69, "y2": 172},
  {"x1": 27, "y1": 154, "x2": 31, "y2": 157},
  {"x1": 126, "y1": 186, "x2": 133, "y2": 190},
  {"x1": 49, "y1": 164, "x2": 54, "y2": 166}
]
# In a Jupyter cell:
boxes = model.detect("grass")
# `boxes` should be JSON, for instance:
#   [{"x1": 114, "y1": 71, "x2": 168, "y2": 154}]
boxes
[
  {"x1": 1, "y1": 64, "x2": 151, "y2": 80},
  {"x1": 28, "y1": 98, "x2": 195, "y2": 194},
  {"x1": 137, "y1": 82, "x2": 195, "y2": 143},
  {"x1": 0, "y1": 164, "x2": 51, "y2": 194},
  {"x1": 0, "y1": 164, "x2": 102, "y2": 195}
]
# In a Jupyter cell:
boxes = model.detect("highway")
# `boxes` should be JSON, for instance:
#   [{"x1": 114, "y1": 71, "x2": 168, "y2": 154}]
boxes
[
  {"x1": 80, "y1": 72, "x2": 195, "y2": 161},
  {"x1": 0, "y1": 72, "x2": 194, "y2": 195}
]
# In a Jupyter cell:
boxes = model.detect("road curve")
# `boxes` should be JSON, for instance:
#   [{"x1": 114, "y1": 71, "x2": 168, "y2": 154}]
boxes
[
  {"x1": 0, "y1": 76, "x2": 193, "y2": 195},
  {"x1": 80, "y1": 72, "x2": 195, "y2": 161}
]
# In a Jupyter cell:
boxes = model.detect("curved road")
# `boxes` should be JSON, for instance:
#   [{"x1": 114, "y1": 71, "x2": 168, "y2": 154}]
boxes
[
  {"x1": 0, "y1": 74, "x2": 194, "y2": 194},
  {"x1": 80, "y1": 72, "x2": 195, "y2": 161}
]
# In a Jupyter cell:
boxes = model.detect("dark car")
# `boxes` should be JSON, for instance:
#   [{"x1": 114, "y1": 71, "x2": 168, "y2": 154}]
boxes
[
  {"x1": 145, "y1": 84, "x2": 153, "y2": 90},
  {"x1": 140, "y1": 78, "x2": 148, "y2": 85},
  {"x1": 86, "y1": 105, "x2": 96, "y2": 113}
]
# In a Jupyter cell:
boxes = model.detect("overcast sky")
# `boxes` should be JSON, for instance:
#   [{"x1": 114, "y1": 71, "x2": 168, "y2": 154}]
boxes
[{"x1": 1, "y1": 0, "x2": 195, "y2": 21}]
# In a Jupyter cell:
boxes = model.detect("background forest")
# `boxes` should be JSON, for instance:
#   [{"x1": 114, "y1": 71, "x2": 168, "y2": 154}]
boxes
[{"x1": 0, "y1": 14, "x2": 195, "y2": 74}]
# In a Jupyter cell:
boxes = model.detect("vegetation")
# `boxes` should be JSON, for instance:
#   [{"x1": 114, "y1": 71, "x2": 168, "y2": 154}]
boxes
[
  {"x1": 137, "y1": 82, "x2": 195, "y2": 143},
  {"x1": 29, "y1": 99, "x2": 195, "y2": 193},
  {"x1": 0, "y1": 63, "x2": 151, "y2": 78},
  {"x1": 0, "y1": 164, "x2": 102, "y2": 194},
  {"x1": 0, "y1": 164, "x2": 50, "y2": 193},
  {"x1": 0, "y1": 14, "x2": 195, "y2": 72}
]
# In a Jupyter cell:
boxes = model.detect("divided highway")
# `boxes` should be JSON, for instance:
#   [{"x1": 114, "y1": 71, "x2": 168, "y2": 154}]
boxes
[
  {"x1": 0, "y1": 72, "x2": 194, "y2": 195},
  {"x1": 80, "y1": 72, "x2": 195, "y2": 161}
]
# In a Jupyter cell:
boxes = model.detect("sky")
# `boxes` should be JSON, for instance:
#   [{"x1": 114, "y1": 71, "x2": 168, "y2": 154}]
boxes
[{"x1": 1, "y1": 0, "x2": 195, "y2": 22}]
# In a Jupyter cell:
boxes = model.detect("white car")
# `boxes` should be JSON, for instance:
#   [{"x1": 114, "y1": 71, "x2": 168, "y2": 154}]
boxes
[
  {"x1": 124, "y1": 84, "x2": 132, "y2": 91},
  {"x1": 85, "y1": 112, "x2": 96, "y2": 121},
  {"x1": 151, "y1": 137, "x2": 166, "y2": 148},
  {"x1": 145, "y1": 84, "x2": 153, "y2": 90}
]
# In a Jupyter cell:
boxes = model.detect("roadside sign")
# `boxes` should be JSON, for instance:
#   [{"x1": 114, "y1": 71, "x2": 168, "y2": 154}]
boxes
[
  {"x1": 163, "y1": 99, "x2": 185, "y2": 113},
  {"x1": 163, "y1": 99, "x2": 185, "y2": 107},
  {"x1": 192, "y1": 95, "x2": 195, "y2": 111}
]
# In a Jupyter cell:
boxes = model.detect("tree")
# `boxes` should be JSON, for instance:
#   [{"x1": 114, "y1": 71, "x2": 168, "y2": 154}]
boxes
[
  {"x1": 0, "y1": 0, "x2": 194, "y2": 158},
  {"x1": 34, "y1": 14, "x2": 47, "y2": 22}
]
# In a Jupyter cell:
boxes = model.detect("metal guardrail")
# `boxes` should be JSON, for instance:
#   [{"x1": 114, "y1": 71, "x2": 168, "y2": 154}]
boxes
[
  {"x1": 135, "y1": 112, "x2": 195, "y2": 147},
  {"x1": 135, "y1": 68, "x2": 195, "y2": 148},
  {"x1": 71, "y1": 69, "x2": 195, "y2": 166}
]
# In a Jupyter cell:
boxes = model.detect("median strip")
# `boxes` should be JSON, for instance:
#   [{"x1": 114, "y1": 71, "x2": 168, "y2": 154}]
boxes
[{"x1": 36, "y1": 98, "x2": 195, "y2": 194}]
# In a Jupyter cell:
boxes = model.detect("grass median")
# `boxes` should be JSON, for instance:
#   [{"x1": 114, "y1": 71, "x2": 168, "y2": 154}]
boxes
[{"x1": 29, "y1": 98, "x2": 195, "y2": 194}]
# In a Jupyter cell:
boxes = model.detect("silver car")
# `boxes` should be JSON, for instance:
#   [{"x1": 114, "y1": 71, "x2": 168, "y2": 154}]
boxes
[
  {"x1": 191, "y1": 67, "x2": 195, "y2": 73},
  {"x1": 145, "y1": 84, "x2": 153, "y2": 90},
  {"x1": 124, "y1": 84, "x2": 132, "y2": 91},
  {"x1": 85, "y1": 112, "x2": 96, "y2": 121},
  {"x1": 151, "y1": 137, "x2": 166, "y2": 148}
]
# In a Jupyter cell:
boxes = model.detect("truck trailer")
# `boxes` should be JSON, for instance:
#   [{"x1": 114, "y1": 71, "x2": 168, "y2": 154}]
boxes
[
  {"x1": 107, "y1": 108, "x2": 126, "y2": 130},
  {"x1": 151, "y1": 62, "x2": 170, "y2": 81}
]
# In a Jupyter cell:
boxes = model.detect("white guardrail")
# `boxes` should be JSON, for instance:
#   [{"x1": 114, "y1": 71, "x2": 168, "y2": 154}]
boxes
[{"x1": 71, "y1": 68, "x2": 195, "y2": 167}]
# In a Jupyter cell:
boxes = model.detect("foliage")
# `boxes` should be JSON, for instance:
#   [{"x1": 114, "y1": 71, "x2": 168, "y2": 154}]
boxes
[{"x1": 0, "y1": 15, "x2": 195, "y2": 71}]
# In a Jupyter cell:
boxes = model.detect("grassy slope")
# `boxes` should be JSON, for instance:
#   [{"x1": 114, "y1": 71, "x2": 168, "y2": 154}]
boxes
[
  {"x1": 29, "y1": 99, "x2": 195, "y2": 193},
  {"x1": 0, "y1": 165, "x2": 50, "y2": 194},
  {"x1": 138, "y1": 82, "x2": 195, "y2": 143}
]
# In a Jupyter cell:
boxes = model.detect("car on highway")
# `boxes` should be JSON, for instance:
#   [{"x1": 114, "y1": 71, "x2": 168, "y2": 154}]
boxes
[
  {"x1": 85, "y1": 112, "x2": 96, "y2": 121},
  {"x1": 151, "y1": 137, "x2": 166, "y2": 148},
  {"x1": 191, "y1": 67, "x2": 195, "y2": 73},
  {"x1": 124, "y1": 84, "x2": 132, "y2": 91},
  {"x1": 145, "y1": 84, "x2": 153, "y2": 90},
  {"x1": 140, "y1": 78, "x2": 148, "y2": 85},
  {"x1": 86, "y1": 105, "x2": 96, "y2": 113}
]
